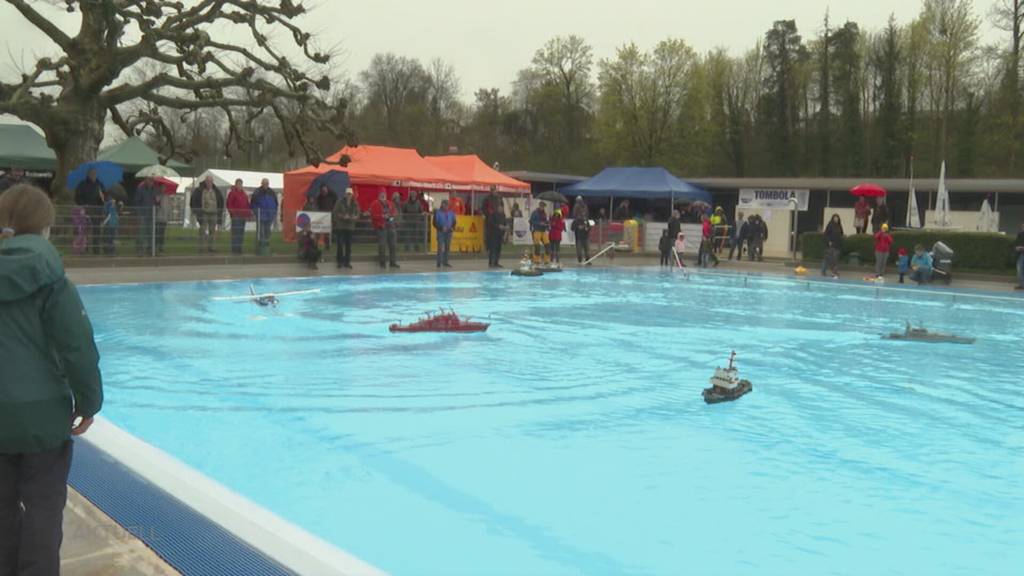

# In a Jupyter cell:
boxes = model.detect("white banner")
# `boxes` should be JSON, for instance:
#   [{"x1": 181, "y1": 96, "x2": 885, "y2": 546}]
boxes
[
  {"x1": 739, "y1": 189, "x2": 809, "y2": 211},
  {"x1": 295, "y1": 211, "x2": 332, "y2": 234},
  {"x1": 512, "y1": 217, "x2": 531, "y2": 245}
]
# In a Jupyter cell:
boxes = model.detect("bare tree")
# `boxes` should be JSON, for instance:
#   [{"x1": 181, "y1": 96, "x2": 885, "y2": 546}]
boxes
[{"x1": 0, "y1": 0, "x2": 350, "y2": 197}]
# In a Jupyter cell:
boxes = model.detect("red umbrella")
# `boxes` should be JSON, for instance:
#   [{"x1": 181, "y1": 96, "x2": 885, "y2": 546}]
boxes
[
  {"x1": 850, "y1": 183, "x2": 887, "y2": 197},
  {"x1": 152, "y1": 176, "x2": 179, "y2": 195}
]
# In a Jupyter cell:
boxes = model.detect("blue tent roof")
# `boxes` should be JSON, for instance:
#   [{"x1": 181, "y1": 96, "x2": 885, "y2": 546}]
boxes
[{"x1": 562, "y1": 167, "x2": 711, "y2": 203}]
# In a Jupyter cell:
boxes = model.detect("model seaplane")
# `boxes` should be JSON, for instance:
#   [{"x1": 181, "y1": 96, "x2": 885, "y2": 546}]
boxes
[{"x1": 212, "y1": 285, "x2": 322, "y2": 307}]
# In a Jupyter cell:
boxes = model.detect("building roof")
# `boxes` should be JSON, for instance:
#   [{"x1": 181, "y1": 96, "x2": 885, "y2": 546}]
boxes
[
  {"x1": 0, "y1": 123, "x2": 56, "y2": 170},
  {"x1": 503, "y1": 170, "x2": 588, "y2": 185},
  {"x1": 687, "y1": 177, "x2": 1024, "y2": 194}
]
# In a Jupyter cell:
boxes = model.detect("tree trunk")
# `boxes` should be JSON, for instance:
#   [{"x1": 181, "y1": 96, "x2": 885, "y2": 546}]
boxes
[{"x1": 43, "y1": 102, "x2": 106, "y2": 203}]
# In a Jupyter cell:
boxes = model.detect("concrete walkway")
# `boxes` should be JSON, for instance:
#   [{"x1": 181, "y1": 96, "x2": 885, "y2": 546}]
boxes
[
  {"x1": 58, "y1": 251, "x2": 1020, "y2": 574},
  {"x1": 62, "y1": 489, "x2": 178, "y2": 575}
]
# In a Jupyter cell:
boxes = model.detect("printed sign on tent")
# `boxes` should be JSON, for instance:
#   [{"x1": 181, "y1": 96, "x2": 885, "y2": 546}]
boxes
[
  {"x1": 739, "y1": 189, "x2": 809, "y2": 211},
  {"x1": 295, "y1": 211, "x2": 332, "y2": 234},
  {"x1": 431, "y1": 215, "x2": 484, "y2": 253}
]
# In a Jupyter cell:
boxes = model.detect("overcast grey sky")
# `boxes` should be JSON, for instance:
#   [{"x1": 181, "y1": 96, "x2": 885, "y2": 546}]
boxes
[{"x1": 0, "y1": 0, "x2": 1003, "y2": 102}]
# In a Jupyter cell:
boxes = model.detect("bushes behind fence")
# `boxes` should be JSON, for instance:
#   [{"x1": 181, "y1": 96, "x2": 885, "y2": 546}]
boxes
[{"x1": 800, "y1": 231, "x2": 1018, "y2": 270}]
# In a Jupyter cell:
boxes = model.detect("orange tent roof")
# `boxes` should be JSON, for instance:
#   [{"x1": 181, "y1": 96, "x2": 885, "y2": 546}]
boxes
[
  {"x1": 286, "y1": 145, "x2": 467, "y2": 190},
  {"x1": 425, "y1": 155, "x2": 531, "y2": 194}
]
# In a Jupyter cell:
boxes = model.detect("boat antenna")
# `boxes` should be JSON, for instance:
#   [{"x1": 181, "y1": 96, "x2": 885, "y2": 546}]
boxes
[{"x1": 728, "y1": 351, "x2": 736, "y2": 370}]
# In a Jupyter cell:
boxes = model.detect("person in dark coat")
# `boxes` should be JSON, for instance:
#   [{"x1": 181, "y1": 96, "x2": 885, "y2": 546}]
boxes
[
  {"x1": 871, "y1": 198, "x2": 889, "y2": 233},
  {"x1": 658, "y1": 229, "x2": 672, "y2": 266},
  {"x1": 485, "y1": 195, "x2": 507, "y2": 268},
  {"x1": 0, "y1": 184, "x2": 102, "y2": 576},
  {"x1": 134, "y1": 177, "x2": 160, "y2": 256},
  {"x1": 331, "y1": 188, "x2": 361, "y2": 269},
  {"x1": 189, "y1": 176, "x2": 225, "y2": 253},
  {"x1": 403, "y1": 191, "x2": 425, "y2": 252},
  {"x1": 822, "y1": 213, "x2": 844, "y2": 278},
  {"x1": 729, "y1": 212, "x2": 747, "y2": 260},
  {"x1": 75, "y1": 168, "x2": 105, "y2": 255}
]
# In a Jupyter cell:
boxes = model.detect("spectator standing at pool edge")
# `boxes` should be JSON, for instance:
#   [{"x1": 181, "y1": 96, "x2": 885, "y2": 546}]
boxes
[
  {"x1": 1014, "y1": 223, "x2": 1024, "y2": 290},
  {"x1": 854, "y1": 197, "x2": 871, "y2": 235},
  {"x1": 0, "y1": 184, "x2": 103, "y2": 576},
  {"x1": 332, "y1": 188, "x2": 359, "y2": 269},
  {"x1": 530, "y1": 202, "x2": 550, "y2": 261},
  {"x1": 75, "y1": 168, "x2": 105, "y2": 255},
  {"x1": 369, "y1": 191, "x2": 399, "y2": 269},
  {"x1": 572, "y1": 196, "x2": 591, "y2": 264},
  {"x1": 822, "y1": 214, "x2": 844, "y2": 278},
  {"x1": 190, "y1": 176, "x2": 224, "y2": 253},
  {"x1": 549, "y1": 209, "x2": 565, "y2": 264},
  {"x1": 434, "y1": 199, "x2": 456, "y2": 268},
  {"x1": 874, "y1": 223, "x2": 893, "y2": 279},
  {"x1": 226, "y1": 179, "x2": 251, "y2": 255},
  {"x1": 250, "y1": 179, "x2": 278, "y2": 256},
  {"x1": 134, "y1": 177, "x2": 160, "y2": 257}
]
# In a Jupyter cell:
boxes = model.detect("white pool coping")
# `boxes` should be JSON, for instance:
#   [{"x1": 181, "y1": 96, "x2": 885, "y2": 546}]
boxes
[{"x1": 86, "y1": 417, "x2": 387, "y2": 576}]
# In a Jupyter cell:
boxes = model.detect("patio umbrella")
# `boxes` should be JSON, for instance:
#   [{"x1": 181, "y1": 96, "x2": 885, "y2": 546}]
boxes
[
  {"x1": 66, "y1": 160, "x2": 123, "y2": 191},
  {"x1": 850, "y1": 183, "x2": 887, "y2": 197},
  {"x1": 906, "y1": 186, "x2": 921, "y2": 228},
  {"x1": 136, "y1": 164, "x2": 180, "y2": 179},
  {"x1": 152, "y1": 176, "x2": 179, "y2": 195},
  {"x1": 105, "y1": 182, "x2": 129, "y2": 202},
  {"x1": 305, "y1": 170, "x2": 350, "y2": 200},
  {"x1": 977, "y1": 195, "x2": 997, "y2": 232},
  {"x1": 536, "y1": 190, "x2": 568, "y2": 204}
]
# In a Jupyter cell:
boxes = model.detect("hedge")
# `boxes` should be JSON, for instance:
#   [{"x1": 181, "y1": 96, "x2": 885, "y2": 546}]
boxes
[{"x1": 800, "y1": 230, "x2": 1018, "y2": 270}]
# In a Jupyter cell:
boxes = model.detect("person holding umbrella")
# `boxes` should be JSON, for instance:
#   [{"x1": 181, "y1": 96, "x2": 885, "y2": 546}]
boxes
[
  {"x1": 75, "y1": 168, "x2": 105, "y2": 255},
  {"x1": 529, "y1": 201, "x2": 550, "y2": 261}
]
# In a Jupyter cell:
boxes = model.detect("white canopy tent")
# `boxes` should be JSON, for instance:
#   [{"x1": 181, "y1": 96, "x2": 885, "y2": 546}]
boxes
[
  {"x1": 195, "y1": 169, "x2": 284, "y2": 191},
  {"x1": 185, "y1": 169, "x2": 284, "y2": 227}
]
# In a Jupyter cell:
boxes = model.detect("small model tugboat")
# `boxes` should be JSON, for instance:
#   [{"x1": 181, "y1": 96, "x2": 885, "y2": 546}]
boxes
[
  {"x1": 883, "y1": 321, "x2": 975, "y2": 344},
  {"x1": 390, "y1": 309, "x2": 490, "y2": 333},
  {"x1": 702, "y1": 351, "x2": 753, "y2": 404},
  {"x1": 511, "y1": 252, "x2": 544, "y2": 277},
  {"x1": 536, "y1": 261, "x2": 564, "y2": 273}
]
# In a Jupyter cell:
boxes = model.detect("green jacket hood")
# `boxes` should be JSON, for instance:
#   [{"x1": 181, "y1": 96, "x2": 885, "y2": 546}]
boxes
[{"x1": 0, "y1": 235, "x2": 64, "y2": 302}]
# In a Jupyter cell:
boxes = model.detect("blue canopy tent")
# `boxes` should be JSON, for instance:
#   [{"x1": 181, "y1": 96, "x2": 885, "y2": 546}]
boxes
[{"x1": 562, "y1": 167, "x2": 711, "y2": 205}]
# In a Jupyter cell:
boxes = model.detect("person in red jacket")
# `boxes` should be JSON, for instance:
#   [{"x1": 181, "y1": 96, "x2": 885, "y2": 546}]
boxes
[
  {"x1": 549, "y1": 209, "x2": 565, "y2": 264},
  {"x1": 368, "y1": 191, "x2": 399, "y2": 268},
  {"x1": 873, "y1": 223, "x2": 893, "y2": 279},
  {"x1": 225, "y1": 179, "x2": 251, "y2": 255}
]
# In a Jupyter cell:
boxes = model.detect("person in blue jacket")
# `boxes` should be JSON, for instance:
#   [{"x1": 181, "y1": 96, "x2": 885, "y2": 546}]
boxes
[
  {"x1": 249, "y1": 179, "x2": 278, "y2": 255},
  {"x1": 910, "y1": 244, "x2": 933, "y2": 285},
  {"x1": 433, "y1": 199, "x2": 456, "y2": 268}
]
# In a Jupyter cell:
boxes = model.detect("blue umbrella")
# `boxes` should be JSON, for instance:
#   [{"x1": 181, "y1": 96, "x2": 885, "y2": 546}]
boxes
[
  {"x1": 66, "y1": 161, "x2": 123, "y2": 191},
  {"x1": 305, "y1": 170, "x2": 350, "y2": 200}
]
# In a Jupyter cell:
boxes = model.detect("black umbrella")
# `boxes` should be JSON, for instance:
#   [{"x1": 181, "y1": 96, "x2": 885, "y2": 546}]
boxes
[{"x1": 536, "y1": 190, "x2": 568, "y2": 204}]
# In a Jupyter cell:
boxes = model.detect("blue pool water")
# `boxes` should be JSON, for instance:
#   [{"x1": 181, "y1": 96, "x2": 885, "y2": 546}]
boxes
[{"x1": 80, "y1": 269, "x2": 1023, "y2": 576}]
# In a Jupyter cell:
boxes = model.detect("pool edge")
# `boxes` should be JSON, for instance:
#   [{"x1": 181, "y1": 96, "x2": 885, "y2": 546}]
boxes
[{"x1": 77, "y1": 417, "x2": 386, "y2": 576}]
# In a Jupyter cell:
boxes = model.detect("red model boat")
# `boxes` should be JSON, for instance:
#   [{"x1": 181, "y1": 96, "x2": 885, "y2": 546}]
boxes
[{"x1": 389, "y1": 310, "x2": 490, "y2": 333}]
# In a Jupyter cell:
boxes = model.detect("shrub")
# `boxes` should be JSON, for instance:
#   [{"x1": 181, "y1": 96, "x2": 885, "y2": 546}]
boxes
[{"x1": 800, "y1": 230, "x2": 1017, "y2": 270}]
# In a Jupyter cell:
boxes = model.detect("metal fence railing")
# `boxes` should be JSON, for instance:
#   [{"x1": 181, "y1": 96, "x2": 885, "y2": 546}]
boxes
[{"x1": 50, "y1": 205, "x2": 443, "y2": 261}]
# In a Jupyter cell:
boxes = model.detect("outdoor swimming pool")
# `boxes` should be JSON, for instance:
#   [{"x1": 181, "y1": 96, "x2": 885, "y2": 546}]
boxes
[{"x1": 80, "y1": 269, "x2": 1023, "y2": 576}]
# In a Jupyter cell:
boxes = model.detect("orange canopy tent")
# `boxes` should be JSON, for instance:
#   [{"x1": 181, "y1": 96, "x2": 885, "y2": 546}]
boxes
[
  {"x1": 282, "y1": 145, "x2": 469, "y2": 241},
  {"x1": 424, "y1": 155, "x2": 531, "y2": 195}
]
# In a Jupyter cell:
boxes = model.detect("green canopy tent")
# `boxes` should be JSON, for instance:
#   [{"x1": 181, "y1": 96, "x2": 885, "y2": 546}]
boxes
[
  {"x1": 97, "y1": 136, "x2": 193, "y2": 176},
  {"x1": 0, "y1": 124, "x2": 56, "y2": 171}
]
